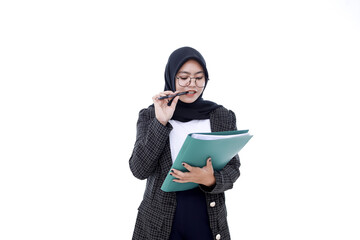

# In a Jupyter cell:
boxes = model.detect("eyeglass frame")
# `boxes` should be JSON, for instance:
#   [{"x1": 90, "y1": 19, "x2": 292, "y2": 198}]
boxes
[{"x1": 175, "y1": 75, "x2": 206, "y2": 88}]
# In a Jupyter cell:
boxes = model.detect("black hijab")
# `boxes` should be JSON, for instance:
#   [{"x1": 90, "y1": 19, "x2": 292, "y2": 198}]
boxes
[{"x1": 164, "y1": 46, "x2": 221, "y2": 122}]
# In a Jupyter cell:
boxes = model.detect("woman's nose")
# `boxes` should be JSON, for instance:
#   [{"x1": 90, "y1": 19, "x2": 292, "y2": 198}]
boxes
[{"x1": 188, "y1": 78, "x2": 197, "y2": 87}]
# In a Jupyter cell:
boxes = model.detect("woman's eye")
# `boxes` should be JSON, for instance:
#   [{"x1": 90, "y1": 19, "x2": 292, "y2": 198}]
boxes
[
  {"x1": 179, "y1": 77, "x2": 188, "y2": 80},
  {"x1": 196, "y1": 77, "x2": 204, "y2": 80}
]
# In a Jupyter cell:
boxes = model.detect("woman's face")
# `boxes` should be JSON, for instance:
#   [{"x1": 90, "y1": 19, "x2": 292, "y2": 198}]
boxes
[{"x1": 175, "y1": 59, "x2": 205, "y2": 103}]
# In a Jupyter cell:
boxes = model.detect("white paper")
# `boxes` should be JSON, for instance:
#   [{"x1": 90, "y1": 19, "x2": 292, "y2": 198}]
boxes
[{"x1": 191, "y1": 132, "x2": 250, "y2": 140}]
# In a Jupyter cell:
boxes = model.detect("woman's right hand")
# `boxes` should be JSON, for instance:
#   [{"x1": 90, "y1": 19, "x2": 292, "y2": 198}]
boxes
[{"x1": 152, "y1": 91, "x2": 180, "y2": 126}]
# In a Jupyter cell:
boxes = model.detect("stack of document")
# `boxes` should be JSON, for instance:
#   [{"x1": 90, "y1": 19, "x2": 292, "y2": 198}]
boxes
[{"x1": 161, "y1": 130, "x2": 253, "y2": 192}]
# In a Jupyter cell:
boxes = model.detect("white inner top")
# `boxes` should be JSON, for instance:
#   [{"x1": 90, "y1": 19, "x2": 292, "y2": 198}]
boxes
[{"x1": 169, "y1": 119, "x2": 211, "y2": 163}]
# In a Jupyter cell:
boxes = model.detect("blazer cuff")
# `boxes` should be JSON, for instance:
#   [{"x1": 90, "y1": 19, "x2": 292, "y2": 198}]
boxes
[
  {"x1": 199, "y1": 171, "x2": 219, "y2": 193},
  {"x1": 199, "y1": 183, "x2": 216, "y2": 193},
  {"x1": 199, "y1": 170, "x2": 229, "y2": 194}
]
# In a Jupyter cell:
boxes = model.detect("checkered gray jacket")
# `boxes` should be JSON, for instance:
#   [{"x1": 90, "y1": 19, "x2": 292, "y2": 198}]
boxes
[{"x1": 129, "y1": 105, "x2": 240, "y2": 240}]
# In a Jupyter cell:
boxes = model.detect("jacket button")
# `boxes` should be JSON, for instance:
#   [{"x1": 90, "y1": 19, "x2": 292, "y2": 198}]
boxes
[
  {"x1": 210, "y1": 201, "x2": 216, "y2": 207},
  {"x1": 216, "y1": 233, "x2": 221, "y2": 239}
]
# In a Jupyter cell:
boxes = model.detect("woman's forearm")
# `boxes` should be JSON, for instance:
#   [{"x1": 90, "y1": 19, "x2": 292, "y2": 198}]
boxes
[{"x1": 129, "y1": 110, "x2": 172, "y2": 180}]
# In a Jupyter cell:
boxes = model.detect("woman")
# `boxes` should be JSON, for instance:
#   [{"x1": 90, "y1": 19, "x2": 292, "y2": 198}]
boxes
[{"x1": 129, "y1": 47, "x2": 240, "y2": 240}]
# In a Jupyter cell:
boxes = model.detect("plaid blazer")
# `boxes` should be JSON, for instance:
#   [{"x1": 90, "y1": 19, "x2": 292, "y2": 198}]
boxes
[{"x1": 129, "y1": 105, "x2": 240, "y2": 240}]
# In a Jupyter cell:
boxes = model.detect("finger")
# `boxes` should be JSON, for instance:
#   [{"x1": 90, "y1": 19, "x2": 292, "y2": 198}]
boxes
[
  {"x1": 173, "y1": 179, "x2": 191, "y2": 183},
  {"x1": 170, "y1": 171, "x2": 180, "y2": 179},
  {"x1": 152, "y1": 94, "x2": 159, "y2": 101},
  {"x1": 171, "y1": 169, "x2": 185, "y2": 179},
  {"x1": 182, "y1": 162, "x2": 193, "y2": 172},
  {"x1": 206, "y1": 158, "x2": 213, "y2": 168},
  {"x1": 159, "y1": 91, "x2": 175, "y2": 98},
  {"x1": 170, "y1": 96, "x2": 180, "y2": 108},
  {"x1": 153, "y1": 93, "x2": 164, "y2": 102},
  {"x1": 163, "y1": 90, "x2": 175, "y2": 95},
  {"x1": 158, "y1": 91, "x2": 175, "y2": 99},
  {"x1": 153, "y1": 91, "x2": 174, "y2": 101}
]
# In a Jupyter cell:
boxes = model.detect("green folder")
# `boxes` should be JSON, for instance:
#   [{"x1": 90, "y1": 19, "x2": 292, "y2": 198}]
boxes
[{"x1": 161, "y1": 130, "x2": 253, "y2": 192}]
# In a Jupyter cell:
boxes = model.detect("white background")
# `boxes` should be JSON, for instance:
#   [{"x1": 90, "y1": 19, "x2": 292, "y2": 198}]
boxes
[{"x1": 1, "y1": 0, "x2": 360, "y2": 239}]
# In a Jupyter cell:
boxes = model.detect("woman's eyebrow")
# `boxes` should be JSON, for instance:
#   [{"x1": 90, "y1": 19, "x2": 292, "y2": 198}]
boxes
[{"x1": 178, "y1": 71, "x2": 204, "y2": 75}]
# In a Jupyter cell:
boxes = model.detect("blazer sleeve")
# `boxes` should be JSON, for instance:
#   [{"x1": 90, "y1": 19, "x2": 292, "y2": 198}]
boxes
[
  {"x1": 129, "y1": 107, "x2": 173, "y2": 180},
  {"x1": 200, "y1": 109, "x2": 241, "y2": 194}
]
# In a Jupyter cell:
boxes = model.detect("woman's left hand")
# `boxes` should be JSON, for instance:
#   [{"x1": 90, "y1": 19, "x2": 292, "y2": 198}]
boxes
[{"x1": 171, "y1": 158, "x2": 216, "y2": 187}]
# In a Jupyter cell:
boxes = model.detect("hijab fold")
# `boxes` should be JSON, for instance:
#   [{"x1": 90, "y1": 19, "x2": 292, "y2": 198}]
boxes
[{"x1": 160, "y1": 47, "x2": 222, "y2": 122}]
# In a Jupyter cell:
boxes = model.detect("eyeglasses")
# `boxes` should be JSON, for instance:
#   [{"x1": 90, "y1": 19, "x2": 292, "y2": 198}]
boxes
[{"x1": 176, "y1": 76, "x2": 206, "y2": 88}]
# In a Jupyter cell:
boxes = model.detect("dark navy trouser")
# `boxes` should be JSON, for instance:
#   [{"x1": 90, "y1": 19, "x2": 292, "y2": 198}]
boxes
[{"x1": 169, "y1": 187, "x2": 213, "y2": 240}]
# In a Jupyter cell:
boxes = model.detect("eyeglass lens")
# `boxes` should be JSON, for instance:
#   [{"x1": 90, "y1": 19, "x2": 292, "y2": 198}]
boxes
[{"x1": 177, "y1": 76, "x2": 205, "y2": 88}]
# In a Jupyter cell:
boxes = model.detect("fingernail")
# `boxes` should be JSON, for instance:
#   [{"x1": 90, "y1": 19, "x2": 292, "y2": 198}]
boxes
[
  {"x1": 171, "y1": 170, "x2": 174, "y2": 173},
  {"x1": 182, "y1": 163, "x2": 185, "y2": 166}
]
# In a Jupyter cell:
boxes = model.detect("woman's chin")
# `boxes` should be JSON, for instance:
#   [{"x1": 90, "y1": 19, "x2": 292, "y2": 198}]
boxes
[{"x1": 180, "y1": 95, "x2": 199, "y2": 103}]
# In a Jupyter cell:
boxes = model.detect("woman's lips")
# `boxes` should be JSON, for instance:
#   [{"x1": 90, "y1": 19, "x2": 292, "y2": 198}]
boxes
[{"x1": 186, "y1": 90, "x2": 197, "y2": 95}]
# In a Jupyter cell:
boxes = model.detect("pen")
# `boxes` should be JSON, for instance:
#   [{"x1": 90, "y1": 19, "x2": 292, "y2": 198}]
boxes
[{"x1": 158, "y1": 91, "x2": 189, "y2": 100}]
